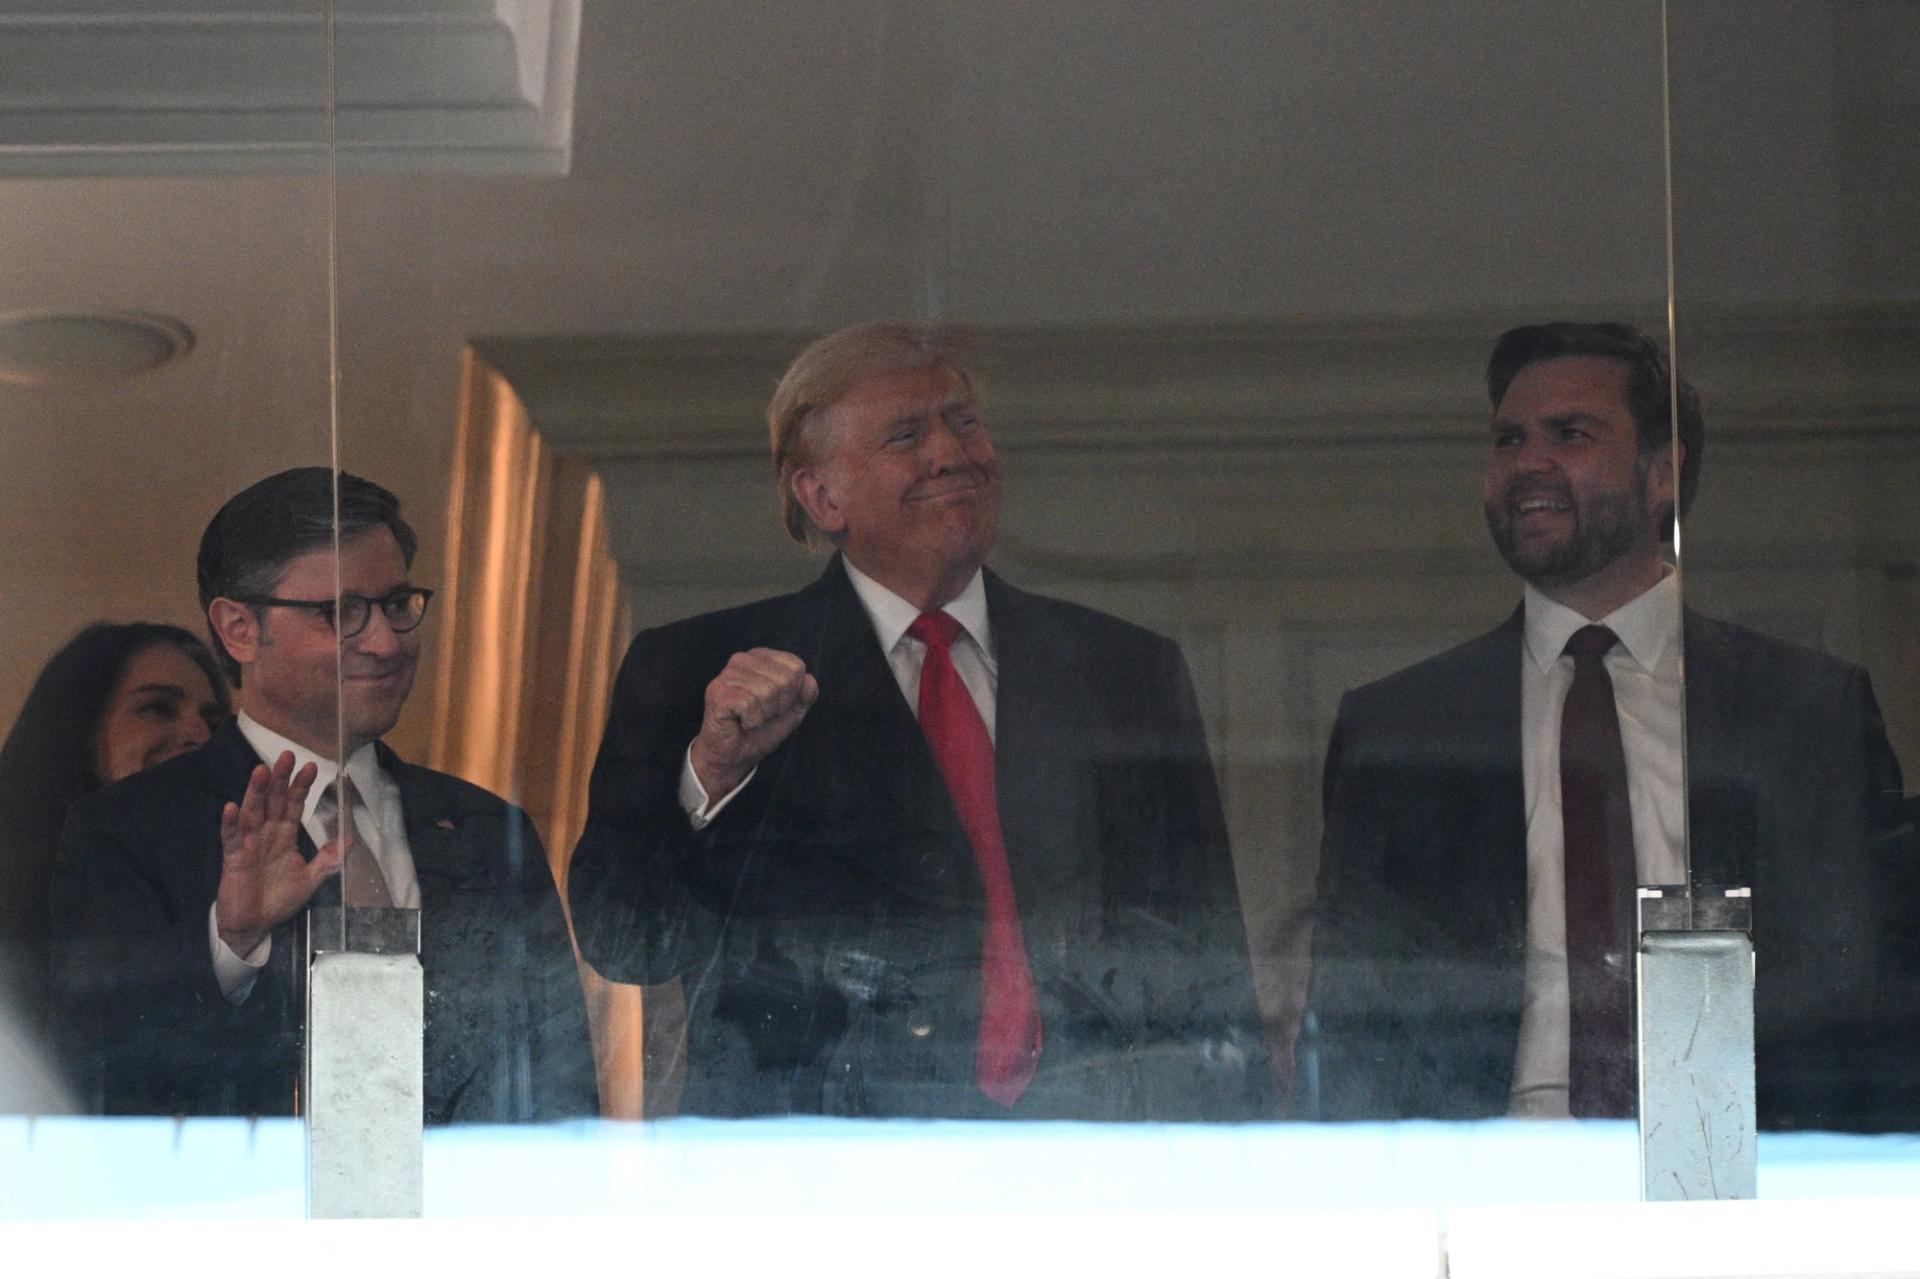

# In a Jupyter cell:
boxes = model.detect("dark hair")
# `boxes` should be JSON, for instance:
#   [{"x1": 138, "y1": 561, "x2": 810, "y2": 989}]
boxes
[
  {"x1": 196, "y1": 467, "x2": 416, "y2": 685},
  {"x1": 0, "y1": 623, "x2": 231, "y2": 1029},
  {"x1": 1487, "y1": 321, "x2": 1704, "y2": 526}
]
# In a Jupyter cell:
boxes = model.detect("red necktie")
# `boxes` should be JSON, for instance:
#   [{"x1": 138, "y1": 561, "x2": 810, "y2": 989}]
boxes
[
  {"x1": 907, "y1": 610, "x2": 1042, "y2": 1106},
  {"x1": 1561, "y1": 624, "x2": 1637, "y2": 1117}
]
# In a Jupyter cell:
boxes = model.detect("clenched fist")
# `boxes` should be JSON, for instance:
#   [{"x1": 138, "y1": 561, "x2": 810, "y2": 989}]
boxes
[{"x1": 688, "y1": 647, "x2": 820, "y2": 803}]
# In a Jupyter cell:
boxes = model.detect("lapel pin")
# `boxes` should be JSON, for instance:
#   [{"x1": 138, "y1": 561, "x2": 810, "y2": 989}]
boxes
[{"x1": 434, "y1": 818, "x2": 457, "y2": 831}]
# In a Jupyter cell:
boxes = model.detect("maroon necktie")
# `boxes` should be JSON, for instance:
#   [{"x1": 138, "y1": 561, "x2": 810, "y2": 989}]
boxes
[
  {"x1": 907, "y1": 610, "x2": 1042, "y2": 1106},
  {"x1": 1561, "y1": 624, "x2": 1637, "y2": 1117}
]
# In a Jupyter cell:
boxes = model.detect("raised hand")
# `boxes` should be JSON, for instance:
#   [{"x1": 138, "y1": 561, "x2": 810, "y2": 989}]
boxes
[
  {"x1": 214, "y1": 751, "x2": 346, "y2": 956},
  {"x1": 687, "y1": 648, "x2": 820, "y2": 803}
]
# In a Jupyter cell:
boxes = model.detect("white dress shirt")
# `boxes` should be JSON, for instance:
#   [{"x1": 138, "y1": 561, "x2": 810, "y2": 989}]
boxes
[
  {"x1": 209, "y1": 712, "x2": 420, "y2": 999},
  {"x1": 1508, "y1": 570, "x2": 1687, "y2": 1118},
  {"x1": 679, "y1": 559, "x2": 998, "y2": 827}
]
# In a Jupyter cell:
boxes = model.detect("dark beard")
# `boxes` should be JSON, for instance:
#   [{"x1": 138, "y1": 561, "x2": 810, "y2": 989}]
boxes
[{"x1": 1484, "y1": 461, "x2": 1652, "y2": 591}]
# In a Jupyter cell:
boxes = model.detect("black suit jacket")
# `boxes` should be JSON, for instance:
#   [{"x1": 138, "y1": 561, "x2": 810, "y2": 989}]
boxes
[
  {"x1": 50, "y1": 720, "x2": 598, "y2": 1123},
  {"x1": 568, "y1": 559, "x2": 1270, "y2": 1119},
  {"x1": 1306, "y1": 606, "x2": 1910, "y2": 1130}
]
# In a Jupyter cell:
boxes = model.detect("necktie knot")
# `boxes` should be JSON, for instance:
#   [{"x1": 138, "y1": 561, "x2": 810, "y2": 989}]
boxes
[
  {"x1": 312, "y1": 774, "x2": 344, "y2": 821},
  {"x1": 908, "y1": 609, "x2": 963, "y2": 653},
  {"x1": 315, "y1": 770, "x2": 393, "y2": 908},
  {"x1": 1564, "y1": 625, "x2": 1619, "y2": 664}
]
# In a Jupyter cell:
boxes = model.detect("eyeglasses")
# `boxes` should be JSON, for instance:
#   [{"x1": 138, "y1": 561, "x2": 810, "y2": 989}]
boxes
[{"x1": 233, "y1": 587, "x2": 434, "y2": 639}]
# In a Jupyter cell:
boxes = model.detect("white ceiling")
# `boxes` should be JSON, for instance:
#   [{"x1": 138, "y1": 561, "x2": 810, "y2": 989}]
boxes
[
  {"x1": 0, "y1": 0, "x2": 1914, "y2": 726},
  {"x1": 0, "y1": 0, "x2": 578, "y2": 176}
]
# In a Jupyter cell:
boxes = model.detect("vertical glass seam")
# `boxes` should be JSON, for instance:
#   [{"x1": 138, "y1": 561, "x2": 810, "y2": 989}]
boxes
[{"x1": 1659, "y1": 0, "x2": 1692, "y2": 898}]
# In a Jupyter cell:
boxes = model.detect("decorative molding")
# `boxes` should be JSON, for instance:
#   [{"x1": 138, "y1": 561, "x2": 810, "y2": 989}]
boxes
[
  {"x1": 476, "y1": 304, "x2": 1920, "y2": 463},
  {"x1": 475, "y1": 305, "x2": 1920, "y2": 619},
  {"x1": 0, "y1": 0, "x2": 580, "y2": 176}
]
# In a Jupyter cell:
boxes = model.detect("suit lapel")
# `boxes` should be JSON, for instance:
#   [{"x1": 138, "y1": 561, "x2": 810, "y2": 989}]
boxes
[
  {"x1": 1440, "y1": 609, "x2": 1530, "y2": 967},
  {"x1": 1678, "y1": 610, "x2": 1756, "y2": 889},
  {"x1": 775, "y1": 560, "x2": 975, "y2": 903},
  {"x1": 983, "y1": 572, "x2": 1092, "y2": 909},
  {"x1": 1473, "y1": 609, "x2": 1528, "y2": 889},
  {"x1": 379, "y1": 746, "x2": 455, "y2": 907}
]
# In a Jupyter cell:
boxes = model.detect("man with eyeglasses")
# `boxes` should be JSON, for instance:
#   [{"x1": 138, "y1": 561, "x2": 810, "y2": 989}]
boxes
[{"x1": 52, "y1": 468, "x2": 597, "y2": 1121}]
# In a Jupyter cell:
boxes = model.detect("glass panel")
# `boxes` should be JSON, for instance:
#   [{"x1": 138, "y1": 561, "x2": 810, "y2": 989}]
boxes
[
  {"x1": 323, "y1": 0, "x2": 1691, "y2": 1216},
  {"x1": 327, "y1": 0, "x2": 598, "y2": 1143},
  {"x1": 0, "y1": 0, "x2": 335, "y2": 1216},
  {"x1": 1666, "y1": 0, "x2": 1920, "y2": 1138}
]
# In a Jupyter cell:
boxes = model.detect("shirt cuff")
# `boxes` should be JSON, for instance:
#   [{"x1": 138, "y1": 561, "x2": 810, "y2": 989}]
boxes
[
  {"x1": 208, "y1": 902, "x2": 271, "y2": 1002},
  {"x1": 679, "y1": 746, "x2": 755, "y2": 832}
]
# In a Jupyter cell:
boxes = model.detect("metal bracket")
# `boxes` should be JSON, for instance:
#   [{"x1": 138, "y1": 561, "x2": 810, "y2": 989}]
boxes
[
  {"x1": 308, "y1": 905, "x2": 422, "y2": 956},
  {"x1": 1637, "y1": 884, "x2": 1756, "y2": 1202},
  {"x1": 305, "y1": 905, "x2": 424, "y2": 1218}
]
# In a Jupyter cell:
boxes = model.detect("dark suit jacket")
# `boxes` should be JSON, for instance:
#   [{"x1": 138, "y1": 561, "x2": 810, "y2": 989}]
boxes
[
  {"x1": 49, "y1": 720, "x2": 598, "y2": 1123},
  {"x1": 568, "y1": 559, "x2": 1270, "y2": 1120},
  {"x1": 1306, "y1": 606, "x2": 1910, "y2": 1130}
]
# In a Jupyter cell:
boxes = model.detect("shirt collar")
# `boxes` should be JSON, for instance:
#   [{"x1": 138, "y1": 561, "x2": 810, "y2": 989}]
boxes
[
  {"x1": 1522, "y1": 567, "x2": 1680, "y2": 675},
  {"x1": 841, "y1": 557, "x2": 994, "y2": 664},
  {"x1": 235, "y1": 711, "x2": 384, "y2": 825}
]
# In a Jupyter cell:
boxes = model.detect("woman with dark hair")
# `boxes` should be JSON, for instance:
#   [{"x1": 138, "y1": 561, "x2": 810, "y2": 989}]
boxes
[{"x1": 0, "y1": 623, "x2": 230, "y2": 1046}]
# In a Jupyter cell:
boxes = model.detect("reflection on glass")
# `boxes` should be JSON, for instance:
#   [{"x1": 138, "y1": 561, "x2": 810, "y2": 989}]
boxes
[
  {"x1": 1666, "y1": 0, "x2": 1918, "y2": 1134},
  {"x1": 38, "y1": 0, "x2": 1920, "y2": 1227}
]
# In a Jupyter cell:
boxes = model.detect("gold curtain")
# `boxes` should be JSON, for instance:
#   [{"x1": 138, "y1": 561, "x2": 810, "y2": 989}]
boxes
[{"x1": 425, "y1": 348, "x2": 643, "y2": 1117}]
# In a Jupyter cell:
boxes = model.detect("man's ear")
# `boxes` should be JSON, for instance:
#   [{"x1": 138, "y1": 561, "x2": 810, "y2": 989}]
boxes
[
  {"x1": 1645, "y1": 440, "x2": 1681, "y2": 540},
  {"x1": 1648, "y1": 441, "x2": 1679, "y2": 506},
  {"x1": 790, "y1": 466, "x2": 846, "y2": 538},
  {"x1": 207, "y1": 599, "x2": 258, "y2": 669}
]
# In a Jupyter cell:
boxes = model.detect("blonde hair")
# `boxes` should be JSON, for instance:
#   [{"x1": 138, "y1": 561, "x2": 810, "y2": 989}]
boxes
[{"x1": 768, "y1": 322, "x2": 981, "y2": 547}]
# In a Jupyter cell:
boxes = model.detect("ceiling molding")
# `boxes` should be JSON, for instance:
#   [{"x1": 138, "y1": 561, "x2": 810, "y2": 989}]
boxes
[
  {"x1": 0, "y1": 0, "x2": 580, "y2": 176},
  {"x1": 473, "y1": 303, "x2": 1920, "y2": 463}
]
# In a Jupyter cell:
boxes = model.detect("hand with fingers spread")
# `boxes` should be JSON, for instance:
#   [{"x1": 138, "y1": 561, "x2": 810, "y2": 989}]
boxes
[
  {"x1": 688, "y1": 647, "x2": 820, "y2": 803},
  {"x1": 214, "y1": 751, "x2": 346, "y2": 955}
]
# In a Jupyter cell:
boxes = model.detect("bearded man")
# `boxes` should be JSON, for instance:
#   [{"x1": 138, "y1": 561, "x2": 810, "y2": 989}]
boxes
[{"x1": 1304, "y1": 321, "x2": 1908, "y2": 1130}]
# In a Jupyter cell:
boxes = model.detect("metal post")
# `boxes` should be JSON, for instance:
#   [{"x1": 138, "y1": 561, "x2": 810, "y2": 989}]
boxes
[
  {"x1": 1637, "y1": 885, "x2": 1756, "y2": 1201},
  {"x1": 306, "y1": 906, "x2": 424, "y2": 1218}
]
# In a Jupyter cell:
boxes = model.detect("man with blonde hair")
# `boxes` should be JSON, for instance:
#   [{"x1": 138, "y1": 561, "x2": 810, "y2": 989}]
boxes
[{"x1": 571, "y1": 322, "x2": 1271, "y2": 1119}]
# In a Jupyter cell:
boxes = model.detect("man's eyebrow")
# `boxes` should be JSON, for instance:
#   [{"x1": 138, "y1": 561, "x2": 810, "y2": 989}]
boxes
[
  {"x1": 884, "y1": 398, "x2": 977, "y2": 431},
  {"x1": 1490, "y1": 410, "x2": 1605, "y2": 430}
]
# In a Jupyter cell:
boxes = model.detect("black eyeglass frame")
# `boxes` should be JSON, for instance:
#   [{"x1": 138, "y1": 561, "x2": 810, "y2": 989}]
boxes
[{"x1": 230, "y1": 586, "x2": 435, "y2": 639}]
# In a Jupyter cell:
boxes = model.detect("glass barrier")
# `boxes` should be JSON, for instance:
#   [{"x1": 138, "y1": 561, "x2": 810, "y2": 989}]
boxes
[
  {"x1": 328, "y1": 0, "x2": 1683, "y2": 1195},
  {"x1": 1666, "y1": 0, "x2": 1920, "y2": 1138},
  {"x1": 0, "y1": 0, "x2": 336, "y2": 1215},
  {"x1": 15, "y1": 0, "x2": 1920, "y2": 1240}
]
